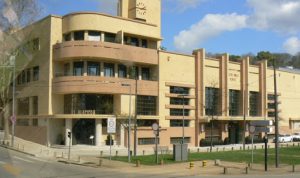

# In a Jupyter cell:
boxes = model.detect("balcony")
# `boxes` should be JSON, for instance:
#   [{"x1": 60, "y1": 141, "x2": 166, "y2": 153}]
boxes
[
  {"x1": 53, "y1": 41, "x2": 158, "y2": 65},
  {"x1": 52, "y1": 76, "x2": 158, "y2": 96}
]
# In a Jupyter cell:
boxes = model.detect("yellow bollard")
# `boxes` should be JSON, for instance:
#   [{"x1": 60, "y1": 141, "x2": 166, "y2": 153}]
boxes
[
  {"x1": 202, "y1": 160, "x2": 207, "y2": 167},
  {"x1": 160, "y1": 159, "x2": 164, "y2": 165},
  {"x1": 189, "y1": 162, "x2": 194, "y2": 169},
  {"x1": 136, "y1": 160, "x2": 140, "y2": 167}
]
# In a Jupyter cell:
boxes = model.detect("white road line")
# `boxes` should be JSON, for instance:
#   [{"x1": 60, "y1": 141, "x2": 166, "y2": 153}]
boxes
[
  {"x1": 13, "y1": 156, "x2": 33, "y2": 163},
  {"x1": 0, "y1": 160, "x2": 6, "y2": 164}
]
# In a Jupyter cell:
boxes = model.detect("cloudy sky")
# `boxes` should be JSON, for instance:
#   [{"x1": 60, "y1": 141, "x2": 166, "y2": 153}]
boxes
[{"x1": 40, "y1": 0, "x2": 300, "y2": 55}]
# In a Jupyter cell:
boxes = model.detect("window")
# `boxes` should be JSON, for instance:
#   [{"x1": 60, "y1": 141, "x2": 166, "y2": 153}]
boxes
[
  {"x1": 229, "y1": 89, "x2": 240, "y2": 116},
  {"x1": 268, "y1": 103, "x2": 275, "y2": 109},
  {"x1": 205, "y1": 87, "x2": 219, "y2": 116},
  {"x1": 170, "y1": 137, "x2": 190, "y2": 144},
  {"x1": 124, "y1": 36, "x2": 139, "y2": 47},
  {"x1": 170, "y1": 109, "x2": 189, "y2": 116},
  {"x1": 268, "y1": 94, "x2": 275, "y2": 100},
  {"x1": 64, "y1": 33, "x2": 71, "y2": 41},
  {"x1": 17, "y1": 97, "x2": 29, "y2": 115},
  {"x1": 170, "y1": 120, "x2": 190, "y2": 127},
  {"x1": 21, "y1": 70, "x2": 26, "y2": 84},
  {"x1": 118, "y1": 64, "x2": 127, "y2": 78},
  {"x1": 138, "y1": 138, "x2": 158, "y2": 145},
  {"x1": 104, "y1": 33, "x2": 116, "y2": 43},
  {"x1": 73, "y1": 62, "x2": 84, "y2": 76},
  {"x1": 32, "y1": 119, "x2": 38, "y2": 126},
  {"x1": 141, "y1": 39, "x2": 148, "y2": 48},
  {"x1": 26, "y1": 69, "x2": 31, "y2": 83},
  {"x1": 32, "y1": 96, "x2": 38, "y2": 115},
  {"x1": 74, "y1": 31, "x2": 84, "y2": 41},
  {"x1": 104, "y1": 63, "x2": 115, "y2": 77},
  {"x1": 33, "y1": 66, "x2": 39, "y2": 81},
  {"x1": 137, "y1": 120, "x2": 157, "y2": 127},
  {"x1": 87, "y1": 62, "x2": 100, "y2": 76},
  {"x1": 88, "y1": 31, "x2": 101, "y2": 41},
  {"x1": 141, "y1": 67, "x2": 150, "y2": 80},
  {"x1": 170, "y1": 86, "x2": 189, "y2": 95},
  {"x1": 17, "y1": 119, "x2": 29, "y2": 126},
  {"x1": 249, "y1": 91, "x2": 259, "y2": 116},
  {"x1": 64, "y1": 63, "x2": 71, "y2": 76},
  {"x1": 137, "y1": 96, "x2": 157, "y2": 115},
  {"x1": 17, "y1": 74, "x2": 22, "y2": 85},
  {"x1": 32, "y1": 38, "x2": 40, "y2": 51},
  {"x1": 129, "y1": 66, "x2": 139, "y2": 79},
  {"x1": 170, "y1": 98, "x2": 189, "y2": 105},
  {"x1": 268, "y1": 112, "x2": 275, "y2": 117}
]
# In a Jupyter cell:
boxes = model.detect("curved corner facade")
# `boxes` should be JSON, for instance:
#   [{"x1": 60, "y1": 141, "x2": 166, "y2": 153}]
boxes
[{"x1": 11, "y1": 0, "x2": 300, "y2": 149}]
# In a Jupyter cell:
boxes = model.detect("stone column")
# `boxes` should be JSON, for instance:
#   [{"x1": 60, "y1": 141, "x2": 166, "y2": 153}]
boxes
[
  {"x1": 120, "y1": 124, "x2": 125, "y2": 147},
  {"x1": 115, "y1": 63, "x2": 118, "y2": 78},
  {"x1": 258, "y1": 60, "x2": 267, "y2": 117},
  {"x1": 83, "y1": 61, "x2": 87, "y2": 76},
  {"x1": 95, "y1": 119, "x2": 102, "y2": 147},
  {"x1": 65, "y1": 119, "x2": 72, "y2": 146},
  {"x1": 220, "y1": 53, "x2": 229, "y2": 116}
]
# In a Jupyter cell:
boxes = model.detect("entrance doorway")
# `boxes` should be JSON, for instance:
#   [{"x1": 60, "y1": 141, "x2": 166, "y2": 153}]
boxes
[
  {"x1": 72, "y1": 119, "x2": 95, "y2": 145},
  {"x1": 228, "y1": 122, "x2": 240, "y2": 144}
]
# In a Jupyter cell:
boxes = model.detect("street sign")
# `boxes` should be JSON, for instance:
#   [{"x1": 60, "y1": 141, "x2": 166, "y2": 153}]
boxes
[
  {"x1": 152, "y1": 123, "x2": 159, "y2": 131},
  {"x1": 249, "y1": 125, "x2": 256, "y2": 134},
  {"x1": 107, "y1": 117, "x2": 116, "y2": 134},
  {"x1": 254, "y1": 127, "x2": 273, "y2": 133},
  {"x1": 250, "y1": 120, "x2": 273, "y2": 126},
  {"x1": 10, "y1": 115, "x2": 16, "y2": 124}
]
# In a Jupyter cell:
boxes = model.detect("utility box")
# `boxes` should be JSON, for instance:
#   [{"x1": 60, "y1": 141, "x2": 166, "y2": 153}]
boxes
[{"x1": 173, "y1": 144, "x2": 188, "y2": 161}]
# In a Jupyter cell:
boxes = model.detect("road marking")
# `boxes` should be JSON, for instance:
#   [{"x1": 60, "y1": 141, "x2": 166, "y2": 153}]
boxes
[{"x1": 13, "y1": 156, "x2": 33, "y2": 163}]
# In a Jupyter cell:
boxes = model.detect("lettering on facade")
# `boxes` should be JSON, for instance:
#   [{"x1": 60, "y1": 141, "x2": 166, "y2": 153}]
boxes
[
  {"x1": 229, "y1": 72, "x2": 239, "y2": 82},
  {"x1": 77, "y1": 110, "x2": 96, "y2": 115}
]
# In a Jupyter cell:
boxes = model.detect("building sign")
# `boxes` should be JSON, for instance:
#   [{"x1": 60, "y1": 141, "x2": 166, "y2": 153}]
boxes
[
  {"x1": 77, "y1": 110, "x2": 96, "y2": 115},
  {"x1": 229, "y1": 72, "x2": 240, "y2": 82},
  {"x1": 107, "y1": 117, "x2": 116, "y2": 134}
]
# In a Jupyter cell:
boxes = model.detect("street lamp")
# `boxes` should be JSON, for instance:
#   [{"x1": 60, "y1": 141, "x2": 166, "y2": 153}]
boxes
[
  {"x1": 121, "y1": 83, "x2": 132, "y2": 162},
  {"x1": 178, "y1": 94, "x2": 189, "y2": 144}
]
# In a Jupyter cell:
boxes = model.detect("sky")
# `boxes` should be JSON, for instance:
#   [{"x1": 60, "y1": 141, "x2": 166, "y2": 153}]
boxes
[{"x1": 39, "y1": 0, "x2": 300, "y2": 56}]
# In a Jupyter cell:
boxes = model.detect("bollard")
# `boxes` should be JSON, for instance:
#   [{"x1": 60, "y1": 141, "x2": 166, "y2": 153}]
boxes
[
  {"x1": 197, "y1": 148, "x2": 200, "y2": 153},
  {"x1": 245, "y1": 167, "x2": 249, "y2": 174},
  {"x1": 100, "y1": 151, "x2": 103, "y2": 157},
  {"x1": 143, "y1": 150, "x2": 145, "y2": 155},
  {"x1": 136, "y1": 160, "x2": 140, "y2": 167},
  {"x1": 223, "y1": 167, "x2": 228, "y2": 174},
  {"x1": 262, "y1": 145, "x2": 264, "y2": 149},
  {"x1": 298, "y1": 143, "x2": 300, "y2": 147},
  {"x1": 99, "y1": 159, "x2": 103, "y2": 166},
  {"x1": 202, "y1": 160, "x2": 207, "y2": 167},
  {"x1": 248, "y1": 163, "x2": 251, "y2": 169},
  {"x1": 292, "y1": 165, "x2": 295, "y2": 172},
  {"x1": 223, "y1": 147, "x2": 225, "y2": 151},
  {"x1": 293, "y1": 143, "x2": 295, "y2": 147},
  {"x1": 207, "y1": 148, "x2": 209, "y2": 152},
  {"x1": 160, "y1": 159, "x2": 164, "y2": 165},
  {"x1": 247, "y1": 146, "x2": 250, "y2": 150},
  {"x1": 268, "y1": 145, "x2": 270, "y2": 149},
  {"x1": 115, "y1": 150, "x2": 118, "y2": 157},
  {"x1": 215, "y1": 159, "x2": 220, "y2": 166},
  {"x1": 287, "y1": 144, "x2": 289, "y2": 147},
  {"x1": 216, "y1": 148, "x2": 219, "y2": 152},
  {"x1": 189, "y1": 162, "x2": 194, "y2": 169},
  {"x1": 254, "y1": 145, "x2": 256, "y2": 150},
  {"x1": 231, "y1": 147, "x2": 234, "y2": 151}
]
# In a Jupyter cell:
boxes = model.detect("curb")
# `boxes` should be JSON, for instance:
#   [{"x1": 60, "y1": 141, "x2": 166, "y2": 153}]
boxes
[
  {"x1": 0, "y1": 144, "x2": 36, "y2": 157},
  {"x1": 57, "y1": 159, "x2": 99, "y2": 168}
]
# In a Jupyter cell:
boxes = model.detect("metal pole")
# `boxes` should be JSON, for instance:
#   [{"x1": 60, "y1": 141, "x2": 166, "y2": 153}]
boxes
[
  {"x1": 128, "y1": 84, "x2": 132, "y2": 162},
  {"x1": 264, "y1": 135, "x2": 268, "y2": 171},
  {"x1": 109, "y1": 133, "x2": 112, "y2": 160},
  {"x1": 273, "y1": 59, "x2": 279, "y2": 168},
  {"x1": 210, "y1": 117, "x2": 213, "y2": 152},
  {"x1": 155, "y1": 133, "x2": 158, "y2": 164},
  {"x1": 251, "y1": 134, "x2": 254, "y2": 164},
  {"x1": 11, "y1": 59, "x2": 16, "y2": 147},
  {"x1": 68, "y1": 133, "x2": 71, "y2": 161},
  {"x1": 182, "y1": 95, "x2": 185, "y2": 144},
  {"x1": 134, "y1": 74, "x2": 137, "y2": 157},
  {"x1": 243, "y1": 88, "x2": 246, "y2": 151}
]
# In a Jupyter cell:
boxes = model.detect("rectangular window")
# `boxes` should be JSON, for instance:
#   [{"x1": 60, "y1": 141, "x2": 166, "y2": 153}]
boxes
[
  {"x1": 170, "y1": 109, "x2": 189, "y2": 116},
  {"x1": 268, "y1": 103, "x2": 275, "y2": 109},
  {"x1": 64, "y1": 33, "x2": 71, "y2": 41},
  {"x1": 137, "y1": 96, "x2": 157, "y2": 115},
  {"x1": 17, "y1": 119, "x2": 29, "y2": 126},
  {"x1": 73, "y1": 62, "x2": 84, "y2": 76},
  {"x1": 124, "y1": 36, "x2": 139, "y2": 47},
  {"x1": 33, "y1": 66, "x2": 39, "y2": 81},
  {"x1": 104, "y1": 63, "x2": 114, "y2": 77},
  {"x1": 32, "y1": 38, "x2": 40, "y2": 51},
  {"x1": 170, "y1": 86, "x2": 189, "y2": 95},
  {"x1": 74, "y1": 31, "x2": 85, "y2": 41},
  {"x1": 32, "y1": 96, "x2": 38, "y2": 115},
  {"x1": 88, "y1": 31, "x2": 101, "y2": 41},
  {"x1": 64, "y1": 63, "x2": 71, "y2": 76},
  {"x1": 249, "y1": 91, "x2": 259, "y2": 116},
  {"x1": 129, "y1": 66, "x2": 139, "y2": 79},
  {"x1": 138, "y1": 138, "x2": 158, "y2": 145},
  {"x1": 268, "y1": 112, "x2": 275, "y2": 117},
  {"x1": 170, "y1": 137, "x2": 190, "y2": 144},
  {"x1": 268, "y1": 94, "x2": 275, "y2": 100},
  {"x1": 141, "y1": 39, "x2": 148, "y2": 48},
  {"x1": 17, "y1": 97, "x2": 29, "y2": 115},
  {"x1": 229, "y1": 89, "x2": 240, "y2": 116},
  {"x1": 32, "y1": 119, "x2": 38, "y2": 126},
  {"x1": 21, "y1": 70, "x2": 26, "y2": 84},
  {"x1": 26, "y1": 69, "x2": 31, "y2": 83},
  {"x1": 205, "y1": 87, "x2": 219, "y2": 116},
  {"x1": 170, "y1": 120, "x2": 190, "y2": 127},
  {"x1": 137, "y1": 120, "x2": 157, "y2": 127},
  {"x1": 87, "y1": 62, "x2": 100, "y2": 76},
  {"x1": 141, "y1": 67, "x2": 150, "y2": 80},
  {"x1": 104, "y1": 33, "x2": 116, "y2": 43},
  {"x1": 170, "y1": 98, "x2": 189, "y2": 105},
  {"x1": 118, "y1": 64, "x2": 127, "y2": 78}
]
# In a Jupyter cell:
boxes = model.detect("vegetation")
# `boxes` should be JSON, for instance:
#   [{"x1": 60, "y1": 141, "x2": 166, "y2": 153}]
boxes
[{"x1": 110, "y1": 146, "x2": 300, "y2": 166}]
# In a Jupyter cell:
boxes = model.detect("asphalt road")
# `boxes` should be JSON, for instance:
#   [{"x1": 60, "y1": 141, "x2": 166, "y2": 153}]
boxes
[{"x1": 0, "y1": 146, "x2": 299, "y2": 178}]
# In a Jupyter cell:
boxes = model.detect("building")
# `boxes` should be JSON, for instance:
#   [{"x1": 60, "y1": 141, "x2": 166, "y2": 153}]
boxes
[{"x1": 4, "y1": 0, "x2": 300, "y2": 149}]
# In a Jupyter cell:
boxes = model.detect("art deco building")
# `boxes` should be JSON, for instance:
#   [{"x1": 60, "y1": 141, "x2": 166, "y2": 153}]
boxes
[{"x1": 5, "y1": 0, "x2": 300, "y2": 149}]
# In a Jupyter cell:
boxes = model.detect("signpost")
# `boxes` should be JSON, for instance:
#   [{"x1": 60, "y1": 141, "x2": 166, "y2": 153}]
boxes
[
  {"x1": 152, "y1": 123, "x2": 160, "y2": 164},
  {"x1": 107, "y1": 117, "x2": 116, "y2": 160},
  {"x1": 250, "y1": 120, "x2": 273, "y2": 171},
  {"x1": 67, "y1": 131, "x2": 72, "y2": 161}
]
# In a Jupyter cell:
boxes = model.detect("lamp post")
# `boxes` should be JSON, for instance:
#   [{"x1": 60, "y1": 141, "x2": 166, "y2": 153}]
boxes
[
  {"x1": 122, "y1": 83, "x2": 132, "y2": 162},
  {"x1": 178, "y1": 94, "x2": 189, "y2": 144},
  {"x1": 0, "y1": 55, "x2": 16, "y2": 147}
]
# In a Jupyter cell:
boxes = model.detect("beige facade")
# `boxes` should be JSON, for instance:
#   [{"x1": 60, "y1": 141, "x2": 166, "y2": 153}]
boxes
[{"x1": 5, "y1": 0, "x2": 300, "y2": 149}]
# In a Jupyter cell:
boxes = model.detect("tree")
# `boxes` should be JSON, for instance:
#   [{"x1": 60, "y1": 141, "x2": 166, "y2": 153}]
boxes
[{"x1": 0, "y1": 0, "x2": 41, "y2": 140}]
